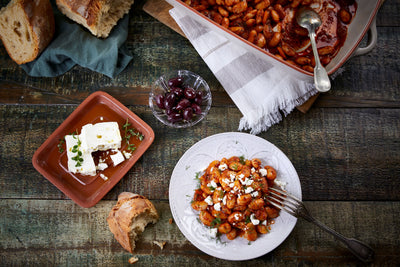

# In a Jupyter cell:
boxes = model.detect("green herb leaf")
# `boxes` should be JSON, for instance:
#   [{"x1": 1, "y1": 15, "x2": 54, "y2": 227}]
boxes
[
  {"x1": 57, "y1": 138, "x2": 65, "y2": 153},
  {"x1": 210, "y1": 217, "x2": 221, "y2": 228},
  {"x1": 127, "y1": 144, "x2": 136, "y2": 152},
  {"x1": 122, "y1": 118, "x2": 131, "y2": 129}
]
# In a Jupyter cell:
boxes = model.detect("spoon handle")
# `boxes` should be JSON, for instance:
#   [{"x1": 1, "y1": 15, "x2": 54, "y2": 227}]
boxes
[{"x1": 309, "y1": 31, "x2": 331, "y2": 92}]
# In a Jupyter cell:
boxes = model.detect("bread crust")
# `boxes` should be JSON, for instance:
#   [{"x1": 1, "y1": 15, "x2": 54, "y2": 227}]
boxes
[
  {"x1": 107, "y1": 192, "x2": 159, "y2": 253},
  {"x1": 56, "y1": 0, "x2": 134, "y2": 38},
  {"x1": 0, "y1": 0, "x2": 55, "y2": 64}
]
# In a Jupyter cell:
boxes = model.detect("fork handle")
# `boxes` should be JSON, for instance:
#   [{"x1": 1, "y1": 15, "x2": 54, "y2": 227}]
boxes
[{"x1": 307, "y1": 217, "x2": 375, "y2": 262}]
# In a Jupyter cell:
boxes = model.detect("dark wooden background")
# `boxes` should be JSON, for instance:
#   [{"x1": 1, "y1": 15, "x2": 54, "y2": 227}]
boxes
[{"x1": 0, "y1": 0, "x2": 399, "y2": 266}]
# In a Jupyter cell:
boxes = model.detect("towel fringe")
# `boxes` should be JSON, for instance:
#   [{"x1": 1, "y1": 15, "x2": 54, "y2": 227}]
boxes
[{"x1": 239, "y1": 80, "x2": 317, "y2": 135}]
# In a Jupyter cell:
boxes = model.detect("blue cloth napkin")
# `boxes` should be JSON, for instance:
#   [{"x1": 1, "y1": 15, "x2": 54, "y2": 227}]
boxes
[{"x1": 21, "y1": 11, "x2": 133, "y2": 78}]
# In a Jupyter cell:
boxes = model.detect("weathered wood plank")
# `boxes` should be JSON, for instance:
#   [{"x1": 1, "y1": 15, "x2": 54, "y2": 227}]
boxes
[
  {"x1": 0, "y1": 2, "x2": 399, "y2": 108},
  {"x1": 1, "y1": 200, "x2": 399, "y2": 266},
  {"x1": 1, "y1": 105, "x2": 399, "y2": 201},
  {"x1": 1, "y1": 25, "x2": 399, "y2": 107}
]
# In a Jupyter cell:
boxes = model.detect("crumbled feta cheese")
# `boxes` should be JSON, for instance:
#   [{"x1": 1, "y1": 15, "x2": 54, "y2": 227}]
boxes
[
  {"x1": 245, "y1": 186, "x2": 254, "y2": 194},
  {"x1": 229, "y1": 173, "x2": 236, "y2": 180},
  {"x1": 204, "y1": 196, "x2": 213, "y2": 205},
  {"x1": 259, "y1": 168, "x2": 268, "y2": 177},
  {"x1": 218, "y1": 163, "x2": 228, "y2": 171},
  {"x1": 274, "y1": 180, "x2": 287, "y2": 190},
  {"x1": 229, "y1": 182, "x2": 235, "y2": 188},
  {"x1": 241, "y1": 177, "x2": 253, "y2": 186},
  {"x1": 100, "y1": 173, "x2": 108, "y2": 181},
  {"x1": 210, "y1": 180, "x2": 218, "y2": 188},
  {"x1": 238, "y1": 173, "x2": 245, "y2": 179},
  {"x1": 234, "y1": 213, "x2": 241, "y2": 221},
  {"x1": 110, "y1": 150, "x2": 125, "y2": 166},
  {"x1": 222, "y1": 195, "x2": 227, "y2": 205},
  {"x1": 214, "y1": 202, "x2": 221, "y2": 211},
  {"x1": 96, "y1": 162, "x2": 108, "y2": 171},
  {"x1": 251, "y1": 167, "x2": 256, "y2": 173},
  {"x1": 250, "y1": 214, "x2": 260, "y2": 225},
  {"x1": 122, "y1": 151, "x2": 132, "y2": 159},
  {"x1": 262, "y1": 220, "x2": 267, "y2": 225},
  {"x1": 251, "y1": 191, "x2": 259, "y2": 198},
  {"x1": 223, "y1": 178, "x2": 230, "y2": 184},
  {"x1": 209, "y1": 228, "x2": 218, "y2": 238}
]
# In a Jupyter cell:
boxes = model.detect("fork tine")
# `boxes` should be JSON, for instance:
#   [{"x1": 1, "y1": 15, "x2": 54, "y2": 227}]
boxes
[
  {"x1": 269, "y1": 190, "x2": 300, "y2": 207},
  {"x1": 267, "y1": 195, "x2": 297, "y2": 209},
  {"x1": 267, "y1": 194, "x2": 297, "y2": 210},
  {"x1": 269, "y1": 187, "x2": 302, "y2": 203},
  {"x1": 266, "y1": 197, "x2": 297, "y2": 217}
]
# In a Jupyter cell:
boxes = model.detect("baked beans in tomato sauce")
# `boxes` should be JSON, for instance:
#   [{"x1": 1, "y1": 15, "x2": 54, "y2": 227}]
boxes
[
  {"x1": 191, "y1": 156, "x2": 281, "y2": 242},
  {"x1": 182, "y1": 0, "x2": 357, "y2": 73}
]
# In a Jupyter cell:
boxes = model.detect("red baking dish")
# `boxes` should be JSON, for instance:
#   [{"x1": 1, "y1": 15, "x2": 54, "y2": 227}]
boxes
[
  {"x1": 32, "y1": 91, "x2": 155, "y2": 208},
  {"x1": 165, "y1": 0, "x2": 381, "y2": 76}
]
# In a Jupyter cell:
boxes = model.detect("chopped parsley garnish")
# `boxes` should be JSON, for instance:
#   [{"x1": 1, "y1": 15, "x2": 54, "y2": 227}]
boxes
[
  {"x1": 210, "y1": 217, "x2": 221, "y2": 228},
  {"x1": 194, "y1": 171, "x2": 202, "y2": 188},
  {"x1": 239, "y1": 155, "x2": 246, "y2": 165},
  {"x1": 208, "y1": 185, "x2": 216, "y2": 191},
  {"x1": 195, "y1": 171, "x2": 201, "y2": 180}
]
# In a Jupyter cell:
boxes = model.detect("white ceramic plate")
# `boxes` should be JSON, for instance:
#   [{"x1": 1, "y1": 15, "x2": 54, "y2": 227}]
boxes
[{"x1": 169, "y1": 132, "x2": 301, "y2": 261}]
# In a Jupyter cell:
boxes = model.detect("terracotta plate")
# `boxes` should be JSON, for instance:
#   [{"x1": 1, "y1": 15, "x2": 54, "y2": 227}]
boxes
[{"x1": 32, "y1": 91, "x2": 155, "y2": 208}]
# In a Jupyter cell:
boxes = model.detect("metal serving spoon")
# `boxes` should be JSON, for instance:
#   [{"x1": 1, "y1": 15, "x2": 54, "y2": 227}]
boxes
[{"x1": 296, "y1": 7, "x2": 331, "y2": 92}]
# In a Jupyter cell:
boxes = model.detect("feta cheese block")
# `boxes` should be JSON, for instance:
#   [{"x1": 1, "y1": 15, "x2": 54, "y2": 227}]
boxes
[
  {"x1": 110, "y1": 150, "x2": 125, "y2": 166},
  {"x1": 65, "y1": 135, "x2": 96, "y2": 176},
  {"x1": 80, "y1": 122, "x2": 122, "y2": 153}
]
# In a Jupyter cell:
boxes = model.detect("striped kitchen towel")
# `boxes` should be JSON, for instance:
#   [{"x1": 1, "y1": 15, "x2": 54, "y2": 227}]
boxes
[{"x1": 169, "y1": 6, "x2": 318, "y2": 135}]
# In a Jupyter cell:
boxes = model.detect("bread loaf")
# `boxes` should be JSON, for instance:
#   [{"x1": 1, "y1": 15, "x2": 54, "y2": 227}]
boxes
[
  {"x1": 56, "y1": 0, "x2": 134, "y2": 38},
  {"x1": 107, "y1": 192, "x2": 159, "y2": 253},
  {"x1": 0, "y1": 0, "x2": 55, "y2": 64}
]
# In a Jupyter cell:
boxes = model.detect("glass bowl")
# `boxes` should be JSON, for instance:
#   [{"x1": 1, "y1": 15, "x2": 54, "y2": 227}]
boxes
[{"x1": 149, "y1": 70, "x2": 212, "y2": 128}]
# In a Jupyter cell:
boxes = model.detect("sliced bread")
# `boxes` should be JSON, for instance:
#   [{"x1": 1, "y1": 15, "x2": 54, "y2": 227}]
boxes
[
  {"x1": 0, "y1": 0, "x2": 55, "y2": 64},
  {"x1": 56, "y1": 0, "x2": 134, "y2": 38}
]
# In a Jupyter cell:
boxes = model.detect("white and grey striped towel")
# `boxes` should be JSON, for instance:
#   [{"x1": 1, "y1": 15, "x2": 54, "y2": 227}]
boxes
[{"x1": 169, "y1": 6, "x2": 318, "y2": 134}]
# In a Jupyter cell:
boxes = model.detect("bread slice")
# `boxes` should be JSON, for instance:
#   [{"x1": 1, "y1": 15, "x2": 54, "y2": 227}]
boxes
[
  {"x1": 56, "y1": 0, "x2": 134, "y2": 38},
  {"x1": 0, "y1": 0, "x2": 55, "y2": 64},
  {"x1": 107, "y1": 192, "x2": 159, "y2": 253}
]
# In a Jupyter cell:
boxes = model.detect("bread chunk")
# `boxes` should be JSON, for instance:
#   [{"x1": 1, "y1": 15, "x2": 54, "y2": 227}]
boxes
[
  {"x1": 107, "y1": 192, "x2": 159, "y2": 253},
  {"x1": 0, "y1": 0, "x2": 55, "y2": 64},
  {"x1": 56, "y1": 0, "x2": 134, "y2": 38}
]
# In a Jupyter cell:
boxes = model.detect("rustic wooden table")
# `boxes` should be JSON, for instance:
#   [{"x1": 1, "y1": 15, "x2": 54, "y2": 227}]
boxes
[{"x1": 1, "y1": 0, "x2": 399, "y2": 266}]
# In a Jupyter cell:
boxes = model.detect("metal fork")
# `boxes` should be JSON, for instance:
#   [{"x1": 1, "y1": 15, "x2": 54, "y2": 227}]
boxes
[{"x1": 267, "y1": 187, "x2": 375, "y2": 263}]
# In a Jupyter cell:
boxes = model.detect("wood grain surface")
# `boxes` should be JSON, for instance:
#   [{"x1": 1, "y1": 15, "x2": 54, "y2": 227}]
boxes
[{"x1": 0, "y1": 0, "x2": 399, "y2": 265}]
